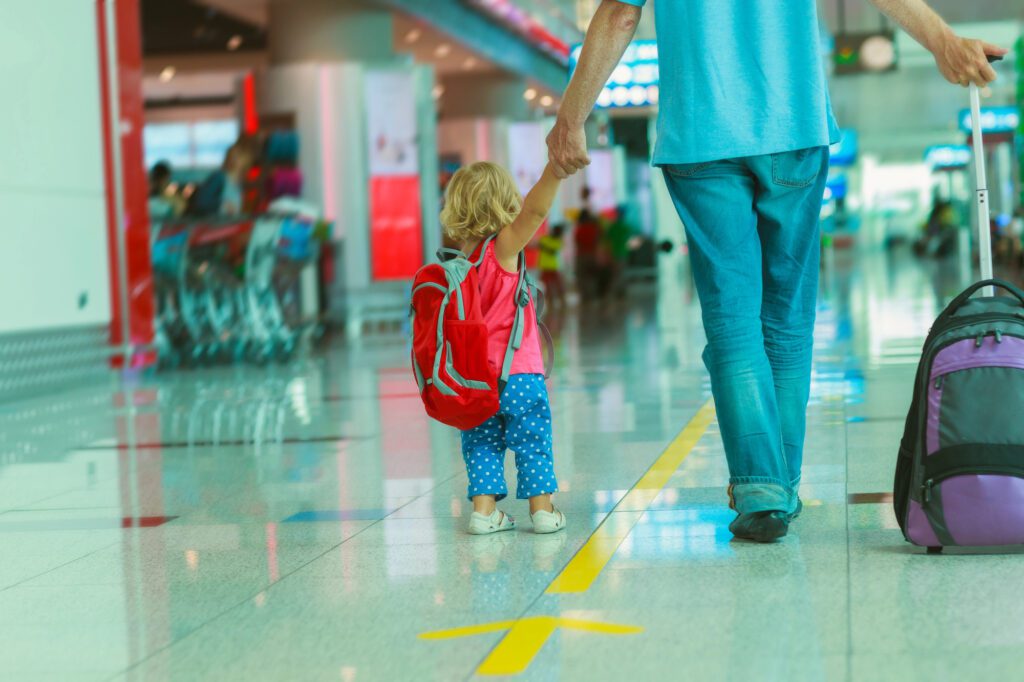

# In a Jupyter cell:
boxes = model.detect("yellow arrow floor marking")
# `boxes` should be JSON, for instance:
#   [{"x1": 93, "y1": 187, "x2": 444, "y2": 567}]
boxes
[
  {"x1": 547, "y1": 400, "x2": 716, "y2": 594},
  {"x1": 421, "y1": 400, "x2": 714, "y2": 676},
  {"x1": 420, "y1": 616, "x2": 644, "y2": 676}
]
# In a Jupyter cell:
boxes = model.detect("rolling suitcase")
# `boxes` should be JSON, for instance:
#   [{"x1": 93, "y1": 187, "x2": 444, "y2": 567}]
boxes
[{"x1": 893, "y1": 59, "x2": 1024, "y2": 552}]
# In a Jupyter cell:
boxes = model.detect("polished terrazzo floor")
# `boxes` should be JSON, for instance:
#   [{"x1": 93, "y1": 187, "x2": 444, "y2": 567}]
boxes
[{"x1": 2, "y1": 247, "x2": 1021, "y2": 681}]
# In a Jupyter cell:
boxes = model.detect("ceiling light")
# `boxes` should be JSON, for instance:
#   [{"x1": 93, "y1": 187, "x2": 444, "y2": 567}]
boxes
[
  {"x1": 463, "y1": 57, "x2": 477, "y2": 70},
  {"x1": 159, "y1": 66, "x2": 176, "y2": 82},
  {"x1": 227, "y1": 35, "x2": 243, "y2": 51},
  {"x1": 539, "y1": 95, "x2": 554, "y2": 107},
  {"x1": 405, "y1": 28, "x2": 422, "y2": 44},
  {"x1": 434, "y1": 43, "x2": 452, "y2": 58},
  {"x1": 523, "y1": 88, "x2": 537, "y2": 101}
]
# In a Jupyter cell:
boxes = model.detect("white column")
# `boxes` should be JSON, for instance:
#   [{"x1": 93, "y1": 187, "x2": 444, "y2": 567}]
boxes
[{"x1": 261, "y1": 0, "x2": 440, "y2": 332}]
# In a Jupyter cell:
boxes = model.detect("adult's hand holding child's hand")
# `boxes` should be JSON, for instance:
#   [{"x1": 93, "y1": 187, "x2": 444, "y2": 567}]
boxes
[{"x1": 546, "y1": 119, "x2": 590, "y2": 179}]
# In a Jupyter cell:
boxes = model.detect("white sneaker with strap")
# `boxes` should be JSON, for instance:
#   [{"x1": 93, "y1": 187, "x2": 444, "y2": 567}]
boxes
[
  {"x1": 468, "y1": 509, "x2": 516, "y2": 535},
  {"x1": 531, "y1": 507, "x2": 566, "y2": 534}
]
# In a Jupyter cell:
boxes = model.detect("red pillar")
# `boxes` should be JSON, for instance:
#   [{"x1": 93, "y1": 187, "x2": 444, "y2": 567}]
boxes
[{"x1": 97, "y1": 0, "x2": 155, "y2": 366}]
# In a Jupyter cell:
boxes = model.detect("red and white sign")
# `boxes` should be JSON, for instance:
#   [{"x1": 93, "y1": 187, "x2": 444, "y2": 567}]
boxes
[
  {"x1": 369, "y1": 176, "x2": 423, "y2": 280},
  {"x1": 366, "y1": 70, "x2": 423, "y2": 281}
]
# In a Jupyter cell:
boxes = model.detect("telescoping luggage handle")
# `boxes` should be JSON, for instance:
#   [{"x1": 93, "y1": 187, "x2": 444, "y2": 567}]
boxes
[{"x1": 969, "y1": 54, "x2": 1004, "y2": 298}]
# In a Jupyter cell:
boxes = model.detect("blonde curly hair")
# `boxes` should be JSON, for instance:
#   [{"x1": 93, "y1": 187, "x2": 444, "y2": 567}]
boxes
[{"x1": 440, "y1": 162, "x2": 522, "y2": 243}]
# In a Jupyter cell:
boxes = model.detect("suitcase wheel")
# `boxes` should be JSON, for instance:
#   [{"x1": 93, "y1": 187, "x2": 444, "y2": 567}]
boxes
[{"x1": 926, "y1": 546, "x2": 944, "y2": 555}]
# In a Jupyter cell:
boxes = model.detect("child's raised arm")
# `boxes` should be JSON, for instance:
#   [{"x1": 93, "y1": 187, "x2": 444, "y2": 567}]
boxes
[{"x1": 495, "y1": 163, "x2": 563, "y2": 271}]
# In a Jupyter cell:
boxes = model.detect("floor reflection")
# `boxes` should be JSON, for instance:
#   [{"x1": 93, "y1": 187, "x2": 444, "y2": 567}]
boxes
[{"x1": 3, "y1": 244, "x2": 1021, "y2": 679}]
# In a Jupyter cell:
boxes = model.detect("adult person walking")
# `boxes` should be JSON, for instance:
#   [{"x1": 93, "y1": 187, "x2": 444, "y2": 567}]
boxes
[{"x1": 548, "y1": 0, "x2": 1006, "y2": 542}]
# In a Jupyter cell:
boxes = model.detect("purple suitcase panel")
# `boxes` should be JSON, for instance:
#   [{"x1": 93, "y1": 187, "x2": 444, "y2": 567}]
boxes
[
  {"x1": 926, "y1": 335, "x2": 1024, "y2": 455},
  {"x1": 941, "y1": 475, "x2": 1024, "y2": 546}
]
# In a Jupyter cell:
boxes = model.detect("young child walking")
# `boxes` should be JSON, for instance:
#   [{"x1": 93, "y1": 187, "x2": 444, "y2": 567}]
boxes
[{"x1": 440, "y1": 161, "x2": 566, "y2": 536}]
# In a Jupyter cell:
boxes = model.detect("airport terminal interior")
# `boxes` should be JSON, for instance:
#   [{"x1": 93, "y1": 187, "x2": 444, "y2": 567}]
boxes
[{"x1": 2, "y1": 0, "x2": 1024, "y2": 680}]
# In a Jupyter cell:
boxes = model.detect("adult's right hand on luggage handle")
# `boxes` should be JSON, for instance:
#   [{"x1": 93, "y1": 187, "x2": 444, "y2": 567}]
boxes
[{"x1": 932, "y1": 33, "x2": 1008, "y2": 88}]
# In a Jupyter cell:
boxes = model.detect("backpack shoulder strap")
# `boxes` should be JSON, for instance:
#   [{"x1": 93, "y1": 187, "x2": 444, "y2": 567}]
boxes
[
  {"x1": 537, "y1": 320, "x2": 555, "y2": 379},
  {"x1": 438, "y1": 257, "x2": 472, "y2": 321},
  {"x1": 437, "y1": 235, "x2": 496, "y2": 266},
  {"x1": 436, "y1": 246, "x2": 466, "y2": 262},
  {"x1": 526, "y1": 274, "x2": 554, "y2": 378},
  {"x1": 497, "y1": 248, "x2": 560, "y2": 387},
  {"x1": 470, "y1": 235, "x2": 497, "y2": 268},
  {"x1": 522, "y1": 268, "x2": 554, "y2": 378},
  {"x1": 497, "y1": 250, "x2": 528, "y2": 390}
]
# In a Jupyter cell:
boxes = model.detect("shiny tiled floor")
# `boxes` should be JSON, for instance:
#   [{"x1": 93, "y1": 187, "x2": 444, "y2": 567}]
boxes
[{"x1": 3, "y1": 247, "x2": 1022, "y2": 681}]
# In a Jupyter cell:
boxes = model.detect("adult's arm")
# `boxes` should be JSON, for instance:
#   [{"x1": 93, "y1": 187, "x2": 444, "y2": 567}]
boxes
[
  {"x1": 546, "y1": 0, "x2": 641, "y2": 178},
  {"x1": 868, "y1": 0, "x2": 1007, "y2": 86}
]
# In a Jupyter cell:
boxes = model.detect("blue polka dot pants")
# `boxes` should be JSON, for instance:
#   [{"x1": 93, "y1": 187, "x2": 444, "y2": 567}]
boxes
[{"x1": 460, "y1": 374, "x2": 558, "y2": 501}]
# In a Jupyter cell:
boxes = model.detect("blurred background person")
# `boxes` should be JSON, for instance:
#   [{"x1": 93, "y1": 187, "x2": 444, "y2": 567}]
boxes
[
  {"x1": 147, "y1": 161, "x2": 185, "y2": 220},
  {"x1": 574, "y1": 204, "x2": 602, "y2": 301},
  {"x1": 188, "y1": 139, "x2": 256, "y2": 217},
  {"x1": 538, "y1": 223, "x2": 567, "y2": 309},
  {"x1": 219, "y1": 141, "x2": 256, "y2": 215},
  {"x1": 604, "y1": 204, "x2": 637, "y2": 299},
  {"x1": 915, "y1": 197, "x2": 959, "y2": 258}
]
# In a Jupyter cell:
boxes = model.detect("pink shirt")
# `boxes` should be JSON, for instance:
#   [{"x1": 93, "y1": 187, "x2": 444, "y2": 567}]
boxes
[{"x1": 477, "y1": 241, "x2": 545, "y2": 376}]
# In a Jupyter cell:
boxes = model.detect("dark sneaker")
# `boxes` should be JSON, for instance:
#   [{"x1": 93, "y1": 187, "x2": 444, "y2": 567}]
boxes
[
  {"x1": 788, "y1": 497, "x2": 804, "y2": 521},
  {"x1": 728, "y1": 510, "x2": 790, "y2": 543}
]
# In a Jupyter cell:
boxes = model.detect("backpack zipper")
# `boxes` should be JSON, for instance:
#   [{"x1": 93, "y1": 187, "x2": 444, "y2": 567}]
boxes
[{"x1": 925, "y1": 318, "x2": 1024, "y2": 373}]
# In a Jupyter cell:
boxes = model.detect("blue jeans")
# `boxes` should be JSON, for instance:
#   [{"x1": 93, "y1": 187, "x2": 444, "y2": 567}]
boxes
[{"x1": 663, "y1": 147, "x2": 829, "y2": 514}]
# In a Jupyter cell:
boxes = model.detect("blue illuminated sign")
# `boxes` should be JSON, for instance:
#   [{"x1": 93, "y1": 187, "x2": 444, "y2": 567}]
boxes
[
  {"x1": 829, "y1": 130, "x2": 858, "y2": 166},
  {"x1": 570, "y1": 40, "x2": 659, "y2": 108},
  {"x1": 958, "y1": 106, "x2": 1019, "y2": 134},
  {"x1": 924, "y1": 145, "x2": 971, "y2": 169}
]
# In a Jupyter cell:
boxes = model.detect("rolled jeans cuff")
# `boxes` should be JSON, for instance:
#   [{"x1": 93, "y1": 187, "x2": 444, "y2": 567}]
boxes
[{"x1": 729, "y1": 480, "x2": 799, "y2": 515}]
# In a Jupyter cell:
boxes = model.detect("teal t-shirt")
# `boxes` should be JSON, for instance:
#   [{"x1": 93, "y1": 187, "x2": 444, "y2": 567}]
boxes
[{"x1": 614, "y1": 0, "x2": 841, "y2": 164}]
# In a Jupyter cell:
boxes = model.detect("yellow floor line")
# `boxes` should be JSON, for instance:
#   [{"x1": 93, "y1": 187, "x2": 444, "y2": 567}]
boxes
[
  {"x1": 419, "y1": 400, "x2": 715, "y2": 676},
  {"x1": 420, "y1": 617, "x2": 645, "y2": 676},
  {"x1": 546, "y1": 399, "x2": 715, "y2": 594}
]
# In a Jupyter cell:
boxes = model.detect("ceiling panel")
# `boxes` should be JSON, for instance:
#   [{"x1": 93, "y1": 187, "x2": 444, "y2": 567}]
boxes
[
  {"x1": 393, "y1": 13, "x2": 500, "y2": 75},
  {"x1": 199, "y1": 0, "x2": 268, "y2": 26},
  {"x1": 142, "y1": 0, "x2": 266, "y2": 54}
]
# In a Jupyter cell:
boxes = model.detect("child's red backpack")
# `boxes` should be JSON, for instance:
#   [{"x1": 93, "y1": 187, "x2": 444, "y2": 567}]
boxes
[{"x1": 410, "y1": 236, "x2": 542, "y2": 430}]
